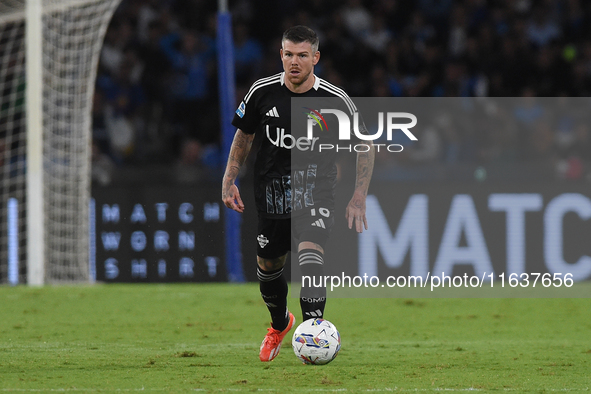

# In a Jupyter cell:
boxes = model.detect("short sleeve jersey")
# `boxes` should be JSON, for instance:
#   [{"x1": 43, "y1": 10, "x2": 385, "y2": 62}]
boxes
[{"x1": 232, "y1": 72, "x2": 358, "y2": 219}]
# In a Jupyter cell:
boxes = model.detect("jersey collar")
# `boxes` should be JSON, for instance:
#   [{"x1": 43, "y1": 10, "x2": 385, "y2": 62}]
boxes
[
  {"x1": 312, "y1": 74, "x2": 320, "y2": 90},
  {"x1": 280, "y1": 72, "x2": 321, "y2": 91}
]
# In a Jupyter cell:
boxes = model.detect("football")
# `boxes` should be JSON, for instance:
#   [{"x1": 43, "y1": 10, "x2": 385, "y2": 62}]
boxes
[{"x1": 292, "y1": 318, "x2": 341, "y2": 365}]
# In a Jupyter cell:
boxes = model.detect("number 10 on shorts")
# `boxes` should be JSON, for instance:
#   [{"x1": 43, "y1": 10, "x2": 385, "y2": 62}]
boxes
[{"x1": 311, "y1": 208, "x2": 330, "y2": 217}]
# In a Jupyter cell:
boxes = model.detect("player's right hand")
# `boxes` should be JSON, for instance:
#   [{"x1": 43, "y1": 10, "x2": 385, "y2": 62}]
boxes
[{"x1": 222, "y1": 184, "x2": 245, "y2": 213}]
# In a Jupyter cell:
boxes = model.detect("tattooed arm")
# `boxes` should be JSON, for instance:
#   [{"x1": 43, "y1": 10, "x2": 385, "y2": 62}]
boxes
[
  {"x1": 345, "y1": 140, "x2": 375, "y2": 233},
  {"x1": 222, "y1": 129, "x2": 255, "y2": 213}
]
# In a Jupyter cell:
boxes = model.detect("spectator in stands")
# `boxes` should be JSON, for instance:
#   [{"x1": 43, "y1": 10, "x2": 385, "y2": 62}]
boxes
[
  {"x1": 91, "y1": 139, "x2": 116, "y2": 186},
  {"x1": 233, "y1": 22, "x2": 264, "y2": 86},
  {"x1": 363, "y1": 15, "x2": 392, "y2": 54},
  {"x1": 92, "y1": 0, "x2": 591, "y2": 178},
  {"x1": 341, "y1": 0, "x2": 372, "y2": 37},
  {"x1": 526, "y1": 6, "x2": 561, "y2": 48},
  {"x1": 160, "y1": 28, "x2": 217, "y2": 154}
]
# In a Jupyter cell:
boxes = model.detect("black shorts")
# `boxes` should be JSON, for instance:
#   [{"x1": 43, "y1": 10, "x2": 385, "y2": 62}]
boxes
[{"x1": 256, "y1": 207, "x2": 335, "y2": 259}]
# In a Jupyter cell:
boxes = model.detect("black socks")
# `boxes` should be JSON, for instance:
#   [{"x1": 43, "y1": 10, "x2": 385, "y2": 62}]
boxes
[
  {"x1": 258, "y1": 248, "x2": 327, "y2": 329},
  {"x1": 258, "y1": 266, "x2": 289, "y2": 331},
  {"x1": 299, "y1": 249, "x2": 326, "y2": 321}
]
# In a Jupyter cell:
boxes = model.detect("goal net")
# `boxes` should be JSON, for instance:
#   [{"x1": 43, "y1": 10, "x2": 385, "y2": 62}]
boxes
[{"x1": 0, "y1": 0, "x2": 120, "y2": 284}]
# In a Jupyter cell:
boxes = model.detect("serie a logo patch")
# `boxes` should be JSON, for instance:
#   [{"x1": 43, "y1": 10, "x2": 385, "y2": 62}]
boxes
[{"x1": 235, "y1": 101, "x2": 246, "y2": 118}]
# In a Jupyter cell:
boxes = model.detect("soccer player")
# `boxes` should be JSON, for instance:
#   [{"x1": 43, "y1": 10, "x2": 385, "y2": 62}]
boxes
[{"x1": 222, "y1": 25, "x2": 374, "y2": 362}]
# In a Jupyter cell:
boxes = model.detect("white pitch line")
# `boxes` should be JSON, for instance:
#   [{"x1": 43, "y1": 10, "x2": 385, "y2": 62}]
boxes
[{"x1": 0, "y1": 389, "x2": 589, "y2": 393}]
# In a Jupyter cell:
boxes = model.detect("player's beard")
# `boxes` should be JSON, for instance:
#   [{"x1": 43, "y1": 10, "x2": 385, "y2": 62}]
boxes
[{"x1": 287, "y1": 69, "x2": 312, "y2": 88}]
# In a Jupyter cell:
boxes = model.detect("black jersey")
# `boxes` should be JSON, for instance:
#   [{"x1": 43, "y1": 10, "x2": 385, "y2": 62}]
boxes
[{"x1": 232, "y1": 72, "x2": 358, "y2": 219}]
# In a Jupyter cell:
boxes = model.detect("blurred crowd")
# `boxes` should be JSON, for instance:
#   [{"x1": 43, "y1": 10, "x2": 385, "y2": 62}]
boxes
[{"x1": 92, "y1": 0, "x2": 591, "y2": 184}]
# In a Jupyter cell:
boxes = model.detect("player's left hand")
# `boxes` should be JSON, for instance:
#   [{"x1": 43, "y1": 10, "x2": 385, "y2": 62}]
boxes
[{"x1": 346, "y1": 192, "x2": 368, "y2": 233}]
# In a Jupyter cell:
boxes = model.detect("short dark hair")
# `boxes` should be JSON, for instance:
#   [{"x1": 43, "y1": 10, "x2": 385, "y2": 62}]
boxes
[{"x1": 282, "y1": 25, "x2": 319, "y2": 52}]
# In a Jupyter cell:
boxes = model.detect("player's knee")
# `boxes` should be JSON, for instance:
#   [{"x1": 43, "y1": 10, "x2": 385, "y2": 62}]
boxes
[
  {"x1": 257, "y1": 254, "x2": 287, "y2": 272},
  {"x1": 298, "y1": 241, "x2": 324, "y2": 254}
]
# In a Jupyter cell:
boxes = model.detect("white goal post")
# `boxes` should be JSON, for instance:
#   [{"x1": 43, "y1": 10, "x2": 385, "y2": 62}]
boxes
[{"x1": 0, "y1": 0, "x2": 121, "y2": 285}]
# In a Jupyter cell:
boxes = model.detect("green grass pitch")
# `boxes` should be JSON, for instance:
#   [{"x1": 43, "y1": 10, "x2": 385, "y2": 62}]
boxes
[{"x1": 1, "y1": 283, "x2": 590, "y2": 392}]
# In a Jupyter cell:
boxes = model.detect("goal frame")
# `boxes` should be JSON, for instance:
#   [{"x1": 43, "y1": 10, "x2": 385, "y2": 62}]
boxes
[
  {"x1": 26, "y1": 0, "x2": 44, "y2": 285},
  {"x1": 0, "y1": 0, "x2": 122, "y2": 285}
]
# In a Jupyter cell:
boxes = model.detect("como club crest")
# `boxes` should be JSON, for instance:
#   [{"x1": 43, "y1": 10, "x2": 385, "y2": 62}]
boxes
[{"x1": 257, "y1": 234, "x2": 269, "y2": 248}]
